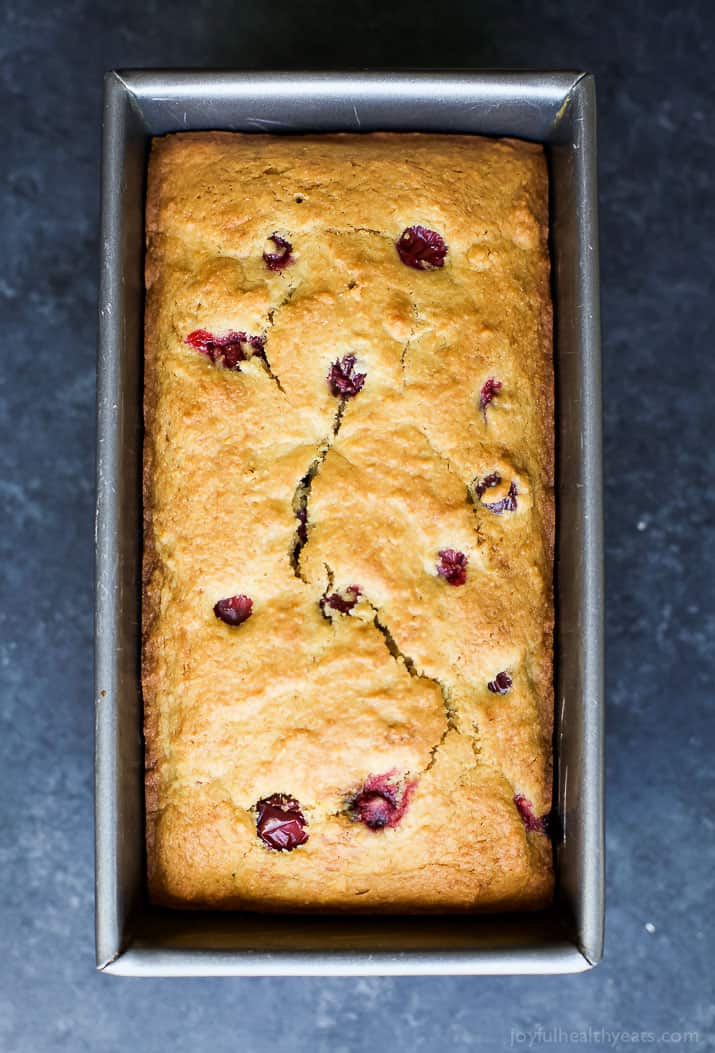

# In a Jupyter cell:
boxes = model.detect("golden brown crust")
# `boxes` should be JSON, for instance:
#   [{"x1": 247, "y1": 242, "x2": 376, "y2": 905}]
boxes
[
  {"x1": 142, "y1": 149, "x2": 164, "y2": 875},
  {"x1": 143, "y1": 132, "x2": 554, "y2": 911}
]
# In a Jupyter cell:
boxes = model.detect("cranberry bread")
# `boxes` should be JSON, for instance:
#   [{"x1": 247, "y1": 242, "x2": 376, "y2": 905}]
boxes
[{"x1": 143, "y1": 132, "x2": 554, "y2": 911}]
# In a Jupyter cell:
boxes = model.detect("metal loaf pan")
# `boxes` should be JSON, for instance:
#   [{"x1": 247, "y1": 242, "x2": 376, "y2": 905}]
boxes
[{"x1": 96, "y1": 70, "x2": 603, "y2": 976}]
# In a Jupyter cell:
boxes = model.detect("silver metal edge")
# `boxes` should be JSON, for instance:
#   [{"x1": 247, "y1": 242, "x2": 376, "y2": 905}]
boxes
[
  {"x1": 102, "y1": 944, "x2": 591, "y2": 978},
  {"x1": 569, "y1": 73, "x2": 605, "y2": 966},
  {"x1": 95, "y1": 70, "x2": 138, "y2": 970},
  {"x1": 117, "y1": 67, "x2": 582, "y2": 98}
]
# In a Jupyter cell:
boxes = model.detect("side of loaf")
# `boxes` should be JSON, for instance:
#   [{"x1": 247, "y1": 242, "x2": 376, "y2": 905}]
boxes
[{"x1": 143, "y1": 131, "x2": 554, "y2": 911}]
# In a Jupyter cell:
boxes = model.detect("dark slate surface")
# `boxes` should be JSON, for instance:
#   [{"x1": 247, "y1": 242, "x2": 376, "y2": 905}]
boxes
[{"x1": 1, "y1": 1, "x2": 713, "y2": 1050}]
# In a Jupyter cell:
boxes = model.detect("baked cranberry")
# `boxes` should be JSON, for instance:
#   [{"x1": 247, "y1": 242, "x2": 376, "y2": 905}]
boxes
[
  {"x1": 486, "y1": 481, "x2": 518, "y2": 514},
  {"x1": 514, "y1": 794, "x2": 549, "y2": 835},
  {"x1": 353, "y1": 792, "x2": 394, "y2": 829},
  {"x1": 474, "y1": 473, "x2": 518, "y2": 514},
  {"x1": 396, "y1": 225, "x2": 448, "y2": 270},
  {"x1": 327, "y1": 354, "x2": 366, "y2": 398},
  {"x1": 475, "y1": 472, "x2": 501, "y2": 499},
  {"x1": 320, "y1": 584, "x2": 362, "y2": 615},
  {"x1": 436, "y1": 548, "x2": 468, "y2": 586},
  {"x1": 255, "y1": 794, "x2": 309, "y2": 851},
  {"x1": 263, "y1": 233, "x2": 294, "y2": 271},
  {"x1": 487, "y1": 671, "x2": 512, "y2": 695},
  {"x1": 186, "y1": 329, "x2": 265, "y2": 371},
  {"x1": 349, "y1": 773, "x2": 416, "y2": 829},
  {"x1": 479, "y1": 377, "x2": 503, "y2": 418},
  {"x1": 213, "y1": 594, "x2": 253, "y2": 626}
]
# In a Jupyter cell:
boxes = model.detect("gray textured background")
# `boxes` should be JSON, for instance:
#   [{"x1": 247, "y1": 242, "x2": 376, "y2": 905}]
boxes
[{"x1": 1, "y1": 1, "x2": 714, "y2": 1050}]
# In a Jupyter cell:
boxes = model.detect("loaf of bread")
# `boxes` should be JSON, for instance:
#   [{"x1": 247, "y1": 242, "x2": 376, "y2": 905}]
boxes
[{"x1": 143, "y1": 131, "x2": 554, "y2": 911}]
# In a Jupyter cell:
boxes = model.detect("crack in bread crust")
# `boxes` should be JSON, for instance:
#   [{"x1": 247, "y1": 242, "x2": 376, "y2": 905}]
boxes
[{"x1": 290, "y1": 400, "x2": 346, "y2": 580}]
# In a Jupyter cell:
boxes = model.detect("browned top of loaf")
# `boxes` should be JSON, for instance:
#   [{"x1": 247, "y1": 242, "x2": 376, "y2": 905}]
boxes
[{"x1": 143, "y1": 132, "x2": 554, "y2": 911}]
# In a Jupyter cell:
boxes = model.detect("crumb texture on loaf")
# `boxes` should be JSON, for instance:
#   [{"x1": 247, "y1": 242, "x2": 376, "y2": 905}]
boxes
[{"x1": 143, "y1": 132, "x2": 554, "y2": 911}]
